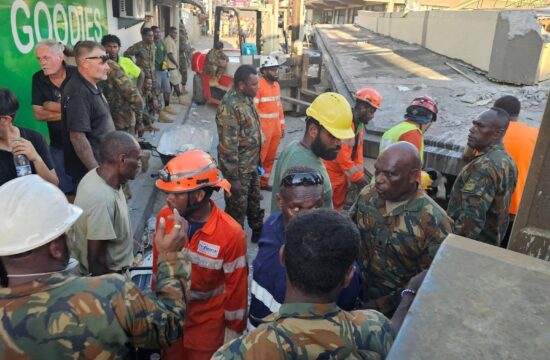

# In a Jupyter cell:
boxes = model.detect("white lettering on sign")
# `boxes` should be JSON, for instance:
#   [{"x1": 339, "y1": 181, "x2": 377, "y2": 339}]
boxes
[{"x1": 10, "y1": 0, "x2": 104, "y2": 54}]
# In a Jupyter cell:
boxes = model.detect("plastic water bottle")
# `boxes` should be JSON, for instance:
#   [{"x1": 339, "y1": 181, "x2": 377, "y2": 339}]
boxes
[
  {"x1": 13, "y1": 154, "x2": 32, "y2": 177},
  {"x1": 191, "y1": 101, "x2": 197, "y2": 110}
]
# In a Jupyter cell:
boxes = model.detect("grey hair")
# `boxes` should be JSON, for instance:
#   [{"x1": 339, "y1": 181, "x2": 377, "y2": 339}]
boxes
[{"x1": 35, "y1": 40, "x2": 65, "y2": 55}]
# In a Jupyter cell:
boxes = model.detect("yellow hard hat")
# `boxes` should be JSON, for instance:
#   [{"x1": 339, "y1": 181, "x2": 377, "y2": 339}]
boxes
[
  {"x1": 421, "y1": 170, "x2": 433, "y2": 190},
  {"x1": 306, "y1": 92, "x2": 354, "y2": 139},
  {"x1": 0, "y1": 175, "x2": 83, "y2": 256}
]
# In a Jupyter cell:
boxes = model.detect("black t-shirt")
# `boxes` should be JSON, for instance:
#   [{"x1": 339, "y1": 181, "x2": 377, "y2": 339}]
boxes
[
  {"x1": 0, "y1": 127, "x2": 55, "y2": 186},
  {"x1": 61, "y1": 70, "x2": 114, "y2": 180},
  {"x1": 31, "y1": 64, "x2": 77, "y2": 149}
]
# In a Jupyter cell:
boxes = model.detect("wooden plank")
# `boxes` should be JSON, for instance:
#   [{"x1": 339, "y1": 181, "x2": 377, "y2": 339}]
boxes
[{"x1": 508, "y1": 94, "x2": 550, "y2": 261}]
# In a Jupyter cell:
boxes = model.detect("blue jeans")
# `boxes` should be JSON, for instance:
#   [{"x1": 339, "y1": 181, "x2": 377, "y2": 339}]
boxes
[{"x1": 50, "y1": 145, "x2": 75, "y2": 195}]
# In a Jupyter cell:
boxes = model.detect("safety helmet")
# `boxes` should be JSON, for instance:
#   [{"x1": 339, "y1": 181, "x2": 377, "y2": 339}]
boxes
[
  {"x1": 406, "y1": 95, "x2": 438, "y2": 122},
  {"x1": 156, "y1": 150, "x2": 231, "y2": 195},
  {"x1": 306, "y1": 92, "x2": 354, "y2": 139},
  {"x1": 0, "y1": 175, "x2": 83, "y2": 256},
  {"x1": 355, "y1": 87, "x2": 382, "y2": 109},
  {"x1": 259, "y1": 55, "x2": 279, "y2": 69}
]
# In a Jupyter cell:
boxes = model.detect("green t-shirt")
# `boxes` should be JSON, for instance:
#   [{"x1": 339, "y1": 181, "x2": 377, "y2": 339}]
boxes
[
  {"x1": 270, "y1": 140, "x2": 333, "y2": 212},
  {"x1": 72, "y1": 169, "x2": 133, "y2": 274},
  {"x1": 155, "y1": 39, "x2": 167, "y2": 70}
]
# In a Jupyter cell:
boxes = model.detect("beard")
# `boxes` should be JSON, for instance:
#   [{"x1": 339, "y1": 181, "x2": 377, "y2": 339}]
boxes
[
  {"x1": 264, "y1": 72, "x2": 278, "y2": 82},
  {"x1": 311, "y1": 134, "x2": 340, "y2": 160}
]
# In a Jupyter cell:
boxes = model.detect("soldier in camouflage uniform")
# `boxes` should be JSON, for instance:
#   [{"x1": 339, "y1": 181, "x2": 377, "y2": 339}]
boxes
[
  {"x1": 0, "y1": 175, "x2": 192, "y2": 359},
  {"x1": 447, "y1": 108, "x2": 517, "y2": 247},
  {"x1": 215, "y1": 65, "x2": 264, "y2": 241},
  {"x1": 99, "y1": 59, "x2": 145, "y2": 134},
  {"x1": 124, "y1": 27, "x2": 157, "y2": 82},
  {"x1": 213, "y1": 209, "x2": 398, "y2": 359},
  {"x1": 179, "y1": 20, "x2": 191, "y2": 91},
  {"x1": 142, "y1": 76, "x2": 161, "y2": 130},
  {"x1": 205, "y1": 41, "x2": 229, "y2": 82},
  {"x1": 350, "y1": 142, "x2": 452, "y2": 316}
]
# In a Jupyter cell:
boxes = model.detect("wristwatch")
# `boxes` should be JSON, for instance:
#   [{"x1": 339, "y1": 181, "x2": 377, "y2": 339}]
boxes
[{"x1": 401, "y1": 288, "x2": 416, "y2": 299}]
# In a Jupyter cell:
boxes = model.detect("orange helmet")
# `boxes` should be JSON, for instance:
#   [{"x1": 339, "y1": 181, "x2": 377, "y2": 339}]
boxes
[
  {"x1": 355, "y1": 87, "x2": 382, "y2": 109},
  {"x1": 156, "y1": 150, "x2": 231, "y2": 195}
]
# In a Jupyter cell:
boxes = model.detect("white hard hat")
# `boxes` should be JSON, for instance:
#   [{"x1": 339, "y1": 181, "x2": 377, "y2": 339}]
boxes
[
  {"x1": 0, "y1": 175, "x2": 82, "y2": 256},
  {"x1": 259, "y1": 55, "x2": 279, "y2": 69}
]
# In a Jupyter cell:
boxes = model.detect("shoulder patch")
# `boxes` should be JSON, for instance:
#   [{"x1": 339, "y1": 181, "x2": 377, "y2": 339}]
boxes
[
  {"x1": 197, "y1": 240, "x2": 220, "y2": 258},
  {"x1": 463, "y1": 182, "x2": 476, "y2": 192}
]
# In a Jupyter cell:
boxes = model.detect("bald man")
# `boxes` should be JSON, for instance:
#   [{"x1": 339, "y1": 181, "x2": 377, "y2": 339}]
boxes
[
  {"x1": 72, "y1": 131, "x2": 142, "y2": 275},
  {"x1": 350, "y1": 142, "x2": 453, "y2": 316},
  {"x1": 447, "y1": 108, "x2": 517, "y2": 247}
]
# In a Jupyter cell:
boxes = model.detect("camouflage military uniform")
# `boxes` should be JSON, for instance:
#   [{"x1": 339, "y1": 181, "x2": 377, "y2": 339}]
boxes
[
  {"x1": 179, "y1": 21, "x2": 191, "y2": 86},
  {"x1": 124, "y1": 40, "x2": 157, "y2": 81},
  {"x1": 143, "y1": 89, "x2": 160, "y2": 126},
  {"x1": 216, "y1": 87, "x2": 264, "y2": 231},
  {"x1": 212, "y1": 302, "x2": 395, "y2": 359},
  {"x1": 351, "y1": 186, "x2": 453, "y2": 315},
  {"x1": 447, "y1": 143, "x2": 517, "y2": 246},
  {"x1": 205, "y1": 48, "x2": 229, "y2": 79},
  {"x1": 0, "y1": 252, "x2": 191, "y2": 359},
  {"x1": 99, "y1": 59, "x2": 145, "y2": 132}
]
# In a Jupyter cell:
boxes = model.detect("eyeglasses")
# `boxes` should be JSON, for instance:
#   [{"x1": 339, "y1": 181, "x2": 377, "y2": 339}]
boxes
[
  {"x1": 281, "y1": 172, "x2": 324, "y2": 188},
  {"x1": 85, "y1": 55, "x2": 109, "y2": 64}
]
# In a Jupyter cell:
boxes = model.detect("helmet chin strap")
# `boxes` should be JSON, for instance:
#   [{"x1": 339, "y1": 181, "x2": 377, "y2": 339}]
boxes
[{"x1": 182, "y1": 191, "x2": 208, "y2": 218}]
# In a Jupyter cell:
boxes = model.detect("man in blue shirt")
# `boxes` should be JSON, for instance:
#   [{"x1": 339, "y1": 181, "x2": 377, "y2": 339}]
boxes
[{"x1": 249, "y1": 165, "x2": 361, "y2": 329}]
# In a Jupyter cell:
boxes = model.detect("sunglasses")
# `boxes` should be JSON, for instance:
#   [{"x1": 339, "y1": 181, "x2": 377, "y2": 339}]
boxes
[
  {"x1": 281, "y1": 172, "x2": 324, "y2": 188},
  {"x1": 85, "y1": 55, "x2": 110, "y2": 64}
]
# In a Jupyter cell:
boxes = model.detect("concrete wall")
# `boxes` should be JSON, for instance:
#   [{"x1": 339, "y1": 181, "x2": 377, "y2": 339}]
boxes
[
  {"x1": 355, "y1": 9, "x2": 549, "y2": 84},
  {"x1": 389, "y1": 11, "x2": 427, "y2": 45},
  {"x1": 424, "y1": 10, "x2": 499, "y2": 71}
]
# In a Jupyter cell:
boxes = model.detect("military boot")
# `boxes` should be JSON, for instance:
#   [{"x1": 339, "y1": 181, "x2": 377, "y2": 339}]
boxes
[
  {"x1": 179, "y1": 95, "x2": 190, "y2": 105},
  {"x1": 163, "y1": 106, "x2": 178, "y2": 115},
  {"x1": 159, "y1": 112, "x2": 174, "y2": 123}
]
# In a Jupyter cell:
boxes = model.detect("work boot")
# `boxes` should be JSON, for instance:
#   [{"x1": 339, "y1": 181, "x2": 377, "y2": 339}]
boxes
[
  {"x1": 179, "y1": 95, "x2": 190, "y2": 105},
  {"x1": 163, "y1": 106, "x2": 178, "y2": 115},
  {"x1": 146, "y1": 124, "x2": 160, "y2": 132},
  {"x1": 159, "y1": 112, "x2": 174, "y2": 123},
  {"x1": 141, "y1": 150, "x2": 151, "y2": 173},
  {"x1": 251, "y1": 228, "x2": 262, "y2": 244}
]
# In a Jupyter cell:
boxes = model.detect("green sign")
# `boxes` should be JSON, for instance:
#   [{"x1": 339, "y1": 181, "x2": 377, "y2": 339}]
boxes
[{"x1": 0, "y1": 0, "x2": 108, "y2": 137}]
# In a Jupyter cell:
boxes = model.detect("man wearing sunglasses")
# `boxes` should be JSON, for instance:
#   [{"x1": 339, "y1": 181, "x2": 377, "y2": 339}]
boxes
[
  {"x1": 270, "y1": 92, "x2": 354, "y2": 212},
  {"x1": 61, "y1": 41, "x2": 114, "y2": 187},
  {"x1": 249, "y1": 166, "x2": 361, "y2": 330},
  {"x1": 351, "y1": 141, "x2": 452, "y2": 317},
  {"x1": 324, "y1": 87, "x2": 382, "y2": 211}
]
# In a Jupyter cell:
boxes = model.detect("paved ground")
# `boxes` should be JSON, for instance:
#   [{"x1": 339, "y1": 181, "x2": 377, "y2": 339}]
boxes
[{"x1": 134, "y1": 35, "x2": 307, "y2": 267}]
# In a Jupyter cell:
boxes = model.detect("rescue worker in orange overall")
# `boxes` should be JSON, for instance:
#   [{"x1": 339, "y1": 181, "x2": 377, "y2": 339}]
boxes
[
  {"x1": 255, "y1": 55, "x2": 285, "y2": 190},
  {"x1": 151, "y1": 150, "x2": 248, "y2": 360},
  {"x1": 324, "y1": 88, "x2": 382, "y2": 210}
]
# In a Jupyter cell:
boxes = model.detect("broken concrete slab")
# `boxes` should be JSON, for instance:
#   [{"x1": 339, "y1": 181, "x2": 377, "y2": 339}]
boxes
[{"x1": 388, "y1": 234, "x2": 550, "y2": 360}]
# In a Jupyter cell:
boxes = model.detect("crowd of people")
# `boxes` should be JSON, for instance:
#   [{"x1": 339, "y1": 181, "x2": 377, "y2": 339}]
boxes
[{"x1": 0, "y1": 22, "x2": 542, "y2": 360}]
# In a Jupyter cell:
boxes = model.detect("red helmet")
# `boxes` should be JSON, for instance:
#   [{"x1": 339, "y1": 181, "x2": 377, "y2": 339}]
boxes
[
  {"x1": 355, "y1": 87, "x2": 382, "y2": 109},
  {"x1": 407, "y1": 95, "x2": 438, "y2": 121},
  {"x1": 156, "y1": 150, "x2": 231, "y2": 195}
]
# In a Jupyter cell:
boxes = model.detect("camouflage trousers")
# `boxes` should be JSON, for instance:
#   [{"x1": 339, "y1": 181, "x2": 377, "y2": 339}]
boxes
[
  {"x1": 224, "y1": 171, "x2": 264, "y2": 231},
  {"x1": 178, "y1": 53, "x2": 188, "y2": 86}
]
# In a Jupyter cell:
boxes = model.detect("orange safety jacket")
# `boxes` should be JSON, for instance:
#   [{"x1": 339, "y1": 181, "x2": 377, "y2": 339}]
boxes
[
  {"x1": 503, "y1": 121, "x2": 539, "y2": 215},
  {"x1": 152, "y1": 201, "x2": 248, "y2": 351},
  {"x1": 325, "y1": 123, "x2": 365, "y2": 184},
  {"x1": 254, "y1": 77, "x2": 285, "y2": 131}
]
